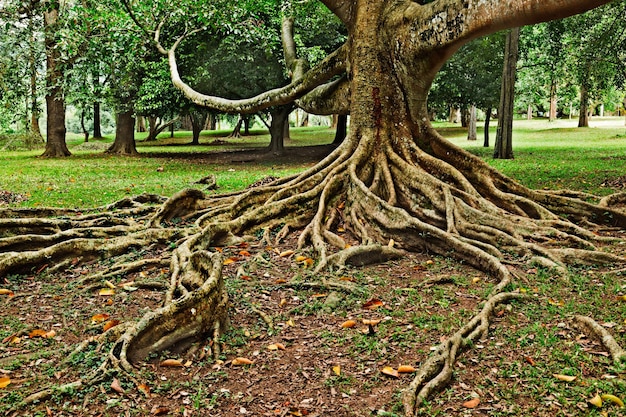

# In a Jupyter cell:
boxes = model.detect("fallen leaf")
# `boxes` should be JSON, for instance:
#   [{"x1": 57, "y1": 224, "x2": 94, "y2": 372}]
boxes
[
  {"x1": 267, "y1": 343, "x2": 286, "y2": 351},
  {"x1": 103, "y1": 320, "x2": 120, "y2": 332},
  {"x1": 462, "y1": 397, "x2": 480, "y2": 408},
  {"x1": 332, "y1": 365, "x2": 341, "y2": 376},
  {"x1": 29, "y1": 329, "x2": 48, "y2": 338},
  {"x1": 589, "y1": 394, "x2": 603, "y2": 408},
  {"x1": 160, "y1": 359, "x2": 183, "y2": 367},
  {"x1": 311, "y1": 293, "x2": 327, "y2": 298},
  {"x1": 362, "y1": 319, "x2": 381, "y2": 326},
  {"x1": 547, "y1": 298, "x2": 564, "y2": 307},
  {"x1": 524, "y1": 356, "x2": 536, "y2": 366},
  {"x1": 104, "y1": 280, "x2": 116, "y2": 289},
  {"x1": 44, "y1": 330, "x2": 56, "y2": 338},
  {"x1": 600, "y1": 394, "x2": 624, "y2": 407},
  {"x1": 98, "y1": 288, "x2": 115, "y2": 296},
  {"x1": 150, "y1": 405, "x2": 169, "y2": 415},
  {"x1": 279, "y1": 250, "x2": 295, "y2": 258},
  {"x1": 295, "y1": 255, "x2": 308, "y2": 262},
  {"x1": 341, "y1": 320, "x2": 357, "y2": 328},
  {"x1": 286, "y1": 319, "x2": 295, "y2": 327},
  {"x1": 0, "y1": 376, "x2": 10, "y2": 388},
  {"x1": 553, "y1": 374, "x2": 576, "y2": 382},
  {"x1": 363, "y1": 298, "x2": 384, "y2": 310},
  {"x1": 223, "y1": 258, "x2": 237, "y2": 265},
  {"x1": 397, "y1": 365, "x2": 416, "y2": 373},
  {"x1": 239, "y1": 250, "x2": 251, "y2": 257},
  {"x1": 472, "y1": 277, "x2": 481, "y2": 284},
  {"x1": 91, "y1": 313, "x2": 110, "y2": 324},
  {"x1": 381, "y1": 366, "x2": 399, "y2": 378},
  {"x1": 232, "y1": 357, "x2": 254, "y2": 366},
  {"x1": 111, "y1": 378, "x2": 124, "y2": 393},
  {"x1": 0, "y1": 289, "x2": 14, "y2": 296},
  {"x1": 137, "y1": 383, "x2": 151, "y2": 397},
  {"x1": 339, "y1": 276, "x2": 355, "y2": 282},
  {"x1": 301, "y1": 258, "x2": 314, "y2": 268}
]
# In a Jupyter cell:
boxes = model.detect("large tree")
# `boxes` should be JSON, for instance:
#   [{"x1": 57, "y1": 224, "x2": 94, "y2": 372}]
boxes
[{"x1": 2, "y1": 1, "x2": 624, "y2": 415}]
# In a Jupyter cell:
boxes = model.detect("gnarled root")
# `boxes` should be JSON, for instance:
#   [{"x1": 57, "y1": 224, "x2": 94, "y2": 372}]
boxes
[
  {"x1": 403, "y1": 291, "x2": 527, "y2": 416},
  {"x1": 573, "y1": 315, "x2": 626, "y2": 364}
]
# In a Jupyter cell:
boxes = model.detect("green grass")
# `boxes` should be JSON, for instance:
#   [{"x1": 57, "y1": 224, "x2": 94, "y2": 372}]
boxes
[{"x1": 0, "y1": 117, "x2": 624, "y2": 208}]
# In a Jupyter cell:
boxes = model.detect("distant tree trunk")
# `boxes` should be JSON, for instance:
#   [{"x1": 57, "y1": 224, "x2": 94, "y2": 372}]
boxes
[
  {"x1": 190, "y1": 112, "x2": 208, "y2": 145},
  {"x1": 332, "y1": 114, "x2": 348, "y2": 146},
  {"x1": 578, "y1": 84, "x2": 589, "y2": 127},
  {"x1": 283, "y1": 117, "x2": 291, "y2": 141},
  {"x1": 548, "y1": 80, "x2": 557, "y2": 121},
  {"x1": 107, "y1": 110, "x2": 137, "y2": 155},
  {"x1": 267, "y1": 105, "x2": 292, "y2": 155},
  {"x1": 206, "y1": 113, "x2": 217, "y2": 130},
  {"x1": 28, "y1": 22, "x2": 43, "y2": 142},
  {"x1": 229, "y1": 118, "x2": 243, "y2": 138},
  {"x1": 526, "y1": 103, "x2": 532, "y2": 120},
  {"x1": 467, "y1": 105, "x2": 477, "y2": 140},
  {"x1": 449, "y1": 107, "x2": 460, "y2": 123},
  {"x1": 243, "y1": 115, "x2": 253, "y2": 135},
  {"x1": 146, "y1": 116, "x2": 159, "y2": 141},
  {"x1": 41, "y1": 5, "x2": 70, "y2": 157},
  {"x1": 300, "y1": 112, "x2": 309, "y2": 127},
  {"x1": 81, "y1": 109, "x2": 89, "y2": 142},
  {"x1": 170, "y1": 122, "x2": 175, "y2": 137},
  {"x1": 93, "y1": 102, "x2": 102, "y2": 138},
  {"x1": 494, "y1": 27, "x2": 519, "y2": 160},
  {"x1": 136, "y1": 116, "x2": 146, "y2": 132},
  {"x1": 483, "y1": 107, "x2": 492, "y2": 147},
  {"x1": 331, "y1": 114, "x2": 338, "y2": 129},
  {"x1": 461, "y1": 107, "x2": 469, "y2": 128}
]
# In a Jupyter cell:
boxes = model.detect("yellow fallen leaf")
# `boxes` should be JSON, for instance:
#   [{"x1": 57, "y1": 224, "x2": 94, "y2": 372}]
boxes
[
  {"x1": 548, "y1": 298, "x2": 564, "y2": 307},
  {"x1": 223, "y1": 258, "x2": 237, "y2": 265},
  {"x1": 589, "y1": 394, "x2": 603, "y2": 408},
  {"x1": 29, "y1": 329, "x2": 48, "y2": 338},
  {"x1": 104, "y1": 280, "x2": 116, "y2": 289},
  {"x1": 382, "y1": 366, "x2": 399, "y2": 378},
  {"x1": 279, "y1": 250, "x2": 295, "y2": 257},
  {"x1": 332, "y1": 365, "x2": 341, "y2": 376},
  {"x1": 397, "y1": 365, "x2": 416, "y2": 373},
  {"x1": 362, "y1": 319, "x2": 381, "y2": 326},
  {"x1": 295, "y1": 255, "x2": 308, "y2": 262},
  {"x1": 98, "y1": 288, "x2": 115, "y2": 296},
  {"x1": 232, "y1": 357, "x2": 254, "y2": 366},
  {"x1": 91, "y1": 313, "x2": 110, "y2": 324},
  {"x1": 160, "y1": 359, "x2": 183, "y2": 367},
  {"x1": 472, "y1": 277, "x2": 481, "y2": 284},
  {"x1": 462, "y1": 397, "x2": 480, "y2": 408},
  {"x1": 44, "y1": 330, "x2": 56, "y2": 338},
  {"x1": 267, "y1": 343, "x2": 286, "y2": 351},
  {"x1": 600, "y1": 394, "x2": 624, "y2": 407},
  {"x1": 286, "y1": 319, "x2": 295, "y2": 327},
  {"x1": 302, "y1": 258, "x2": 314, "y2": 268},
  {"x1": 341, "y1": 320, "x2": 357, "y2": 328},
  {"x1": 0, "y1": 289, "x2": 14, "y2": 296},
  {"x1": 103, "y1": 319, "x2": 120, "y2": 332},
  {"x1": 0, "y1": 376, "x2": 10, "y2": 388},
  {"x1": 553, "y1": 374, "x2": 576, "y2": 382}
]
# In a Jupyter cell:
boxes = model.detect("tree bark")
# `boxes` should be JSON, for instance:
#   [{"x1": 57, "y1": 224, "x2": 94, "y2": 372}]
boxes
[
  {"x1": 190, "y1": 111, "x2": 208, "y2": 145},
  {"x1": 28, "y1": 21, "x2": 43, "y2": 142},
  {"x1": 41, "y1": 5, "x2": 70, "y2": 157},
  {"x1": 467, "y1": 105, "x2": 477, "y2": 140},
  {"x1": 494, "y1": 27, "x2": 520, "y2": 160},
  {"x1": 267, "y1": 105, "x2": 292, "y2": 155},
  {"x1": 93, "y1": 102, "x2": 102, "y2": 138},
  {"x1": 107, "y1": 110, "x2": 138, "y2": 155},
  {"x1": 549, "y1": 80, "x2": 557, "y2": 121},
  {"x1": 483, "y1": 107, "x2": 492, "y2": 147},
  {"x1": 526, "y1": 103, "x2": 532, "y2": 120},
  {"x1": 578, "y1": 84, "x2": 589, "y2": 127}
]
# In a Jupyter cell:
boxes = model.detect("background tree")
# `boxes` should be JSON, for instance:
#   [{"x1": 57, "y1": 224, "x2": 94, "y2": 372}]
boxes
[{"x1": 493, "y1": 27, "x2": 520, "y2": 159}]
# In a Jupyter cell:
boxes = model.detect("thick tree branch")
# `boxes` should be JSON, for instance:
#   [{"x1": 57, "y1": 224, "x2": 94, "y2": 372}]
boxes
[
  {"x1": 319, "y1": 0, "x2": 354, "y2": 29},
  {"x1": 157, "y1": 23, "x2": 348, "y2": 114}
]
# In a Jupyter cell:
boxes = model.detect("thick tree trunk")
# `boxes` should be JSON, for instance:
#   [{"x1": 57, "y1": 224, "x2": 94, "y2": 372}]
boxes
[
  {"x1": 578, "y1": 84, "x2": 589, "y2": 127},
  {"x1": 549, "y1": 80, "x2": 557, "y2": 121},
  {"x1": 460, "y1": 107, "x2": 469, "y2": 127},
  {"x1": 41, "y1": 6, "x2": 70, "y2": 157},
  {"x1": 483, "y1": 107, "x2": 492, "y2": 147},
  {"x1": 146, "y1": 116, "x2": 159, "y2": 141},
  {"x1": 107, "y1": 110, "x2": 138, "y2": 155},
  {"x1": 494, "y1": 27, "x2": 519, "y2": 160},
  {"x1": 467, "y1": 105, "x2": 477, "y2": 140},
  {"x1": 229, "y1": 118, "x2": 243, "y2": 138},
  {"x1": 190, "y1": 112, "x2": 207, "y2": 145},
  {"x1": 243, "y1": 115, "x2": 253, "y2": 135}
]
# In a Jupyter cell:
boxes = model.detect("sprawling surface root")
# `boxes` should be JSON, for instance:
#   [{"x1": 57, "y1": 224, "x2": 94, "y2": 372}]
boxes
[{"x1": 1, "y1": 128, "x2": 624, "y2": 411}]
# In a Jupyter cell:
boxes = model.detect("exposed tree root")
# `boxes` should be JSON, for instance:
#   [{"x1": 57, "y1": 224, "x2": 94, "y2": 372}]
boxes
[
  {"x1": 573, "y1": 315, "x2": 626, "y2": 363},
  {"x1": 403, "y1": 291, "x2": 527, "y2": 416}
]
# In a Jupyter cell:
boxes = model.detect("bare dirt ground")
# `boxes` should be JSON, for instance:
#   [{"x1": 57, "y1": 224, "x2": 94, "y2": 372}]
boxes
[{"x1": 1, "y1": 145, "x2": 625, "y2": 417}]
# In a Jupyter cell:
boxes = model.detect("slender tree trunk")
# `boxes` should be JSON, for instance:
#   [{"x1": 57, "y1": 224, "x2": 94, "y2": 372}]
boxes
[
  {"x1": 549, "y1": 80, "x2": 557, "y2": 121},
  {"x1": 107, "y1": 110, "x2": 138, "y2": 155},
  {"x1": 267, "y1": 105, "x2": 292, "y2": 155},
  {"x1": 136, "y1": 115, "x2": 146, "y2": 132},
  {"x1": 93, "y1": 102, "x2": 102, "y2": 138},
  {"x1": 467, "y1": 105, "x2": 477, "y2": 141},
  {"x1": 81, "y1": 109, "x2": 89, "y2": 142},
  {"x1": 243, "y1": 115, "x2": 252, "y2": 135},
  {"x1": 332, "y1": 114, "x2": 348, "y2": 146},
  {"x1": 41, "y1": 6, "x2": 70, "y2": 157},
  {"x1": 461, "y1": 107, "x2": 469, "y2": 128},
  {"x1": 578, "y1": 84, "x2": 589, "y2": 127},
  {"x1": 300, "y1": 112, "x2": 309, "y2": 127},
  {"x1": 526, "y1": 103, "x2": 532, "y2": 120},
  {"x1": 145, "y1": 116, "x2": 159, "y2": 141},
  {"x1": 283, "y1": 117, "x2": 291, "y2": 141},
  {"x1": 28, "y1": 22, "x2": 43, "y2": 142},
  {"x1": 494, "y1": 27, "x2": 520, "y2": 160},
  {"x1": 483, "y1": 107, "x2": 492, "y2": 147},
  {"x1": 229, "y1": 118, "x2": 243, "y2": 137}
]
